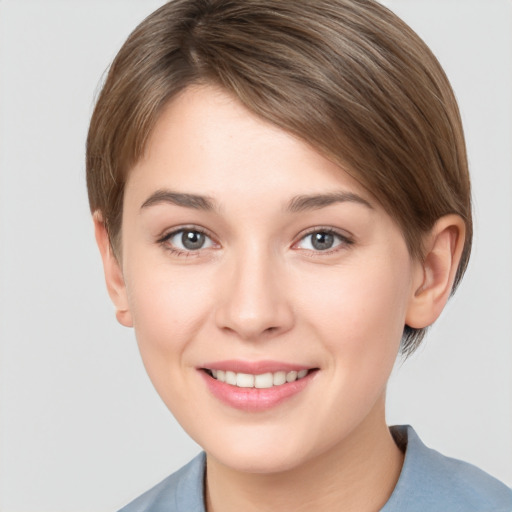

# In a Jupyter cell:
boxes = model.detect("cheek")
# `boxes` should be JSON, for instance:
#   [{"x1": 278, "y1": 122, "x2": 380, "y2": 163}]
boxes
[
  {"x1": 295, "y1": 256, "x2": 412, "y2": 360},
  {"x1": 122, "y1": 262, "x2": 223, "y2": 419},
  {"x1": 292, "y1": 259, "x2": 412, "y2": 432},
  {"x1": 123, "y1": 261, "x2": 215, "y2": 366}
]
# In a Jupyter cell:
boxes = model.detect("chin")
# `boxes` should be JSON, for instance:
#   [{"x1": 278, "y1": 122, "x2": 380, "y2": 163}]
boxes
[
  {"x1": 201, "y1": 426, "x2": 317, "y2": 475},
  {"x1": 211, "y1": 446, "x2": 307, "y2": 475}
]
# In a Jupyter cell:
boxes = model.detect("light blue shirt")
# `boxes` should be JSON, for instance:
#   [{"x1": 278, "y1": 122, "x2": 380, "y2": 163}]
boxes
[{"x1": 119, "y1": 425, "x2": 512, "y2": 511}]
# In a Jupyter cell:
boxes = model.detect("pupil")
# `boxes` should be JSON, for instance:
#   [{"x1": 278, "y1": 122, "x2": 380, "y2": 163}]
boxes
[
  {"x1": 182, "y1": 230, "x2": 205, "y2": 250},
  {"x1": 312, "y1": 232, "x2": 334, "y2": 250}
]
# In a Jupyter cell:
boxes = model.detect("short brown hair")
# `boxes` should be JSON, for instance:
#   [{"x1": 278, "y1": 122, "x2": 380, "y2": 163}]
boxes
[{"x1": 86, "y1": 0, "x2": 472, "y2": 354}]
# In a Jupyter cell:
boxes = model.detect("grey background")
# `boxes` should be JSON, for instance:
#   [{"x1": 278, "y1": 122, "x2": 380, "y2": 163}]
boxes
[{"x1": 0, "y1": 1, "x2": 511, "y2": 510}]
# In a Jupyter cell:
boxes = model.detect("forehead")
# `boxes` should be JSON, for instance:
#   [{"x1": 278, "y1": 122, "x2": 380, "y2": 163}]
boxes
[{"x1": 127, "y1": 85, "x2": 377, "y2": 209}]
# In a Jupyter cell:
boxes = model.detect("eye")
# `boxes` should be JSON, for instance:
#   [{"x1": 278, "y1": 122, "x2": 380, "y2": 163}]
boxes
[
  {"x1": 163, "y1": 228, "x2": 215, "y2": 252},
  {"x1": 296, "y1": 229, "x2": 351, "y2": 252}
]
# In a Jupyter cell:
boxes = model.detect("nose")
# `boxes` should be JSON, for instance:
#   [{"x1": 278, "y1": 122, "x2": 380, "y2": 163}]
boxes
[{"x1": 214, "y1": 248, "x2": 294, "y2": 341}]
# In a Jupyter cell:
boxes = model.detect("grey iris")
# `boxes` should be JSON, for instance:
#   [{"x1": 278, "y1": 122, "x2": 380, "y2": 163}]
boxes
[
  {"x1": 182, "y1": 230, "x2": 205, "y2": 250},
  {"x1": 312, "y1": 232, "x2": 334, "y2": 250}
]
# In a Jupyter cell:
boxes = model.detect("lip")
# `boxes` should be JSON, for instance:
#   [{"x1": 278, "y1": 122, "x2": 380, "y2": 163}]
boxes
[
  {"x1": 198, "y1": 360, "x2": 318, "y2": 412},
  {"x1": 201, "y1": 359, "x2": 311, "y2": 374}
]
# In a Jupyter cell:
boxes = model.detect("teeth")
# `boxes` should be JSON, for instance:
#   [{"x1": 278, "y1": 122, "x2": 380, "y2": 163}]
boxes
[
  {"x1": 255, "y1": 373, "x2": 273, "y2": 389},
  {"x1": 226, "y1": 371, "x2": 237, "y2": 385},
  {"x1": 286, "y1": 370, "x2": 298, "y2": 383},
  {"x1": 236, "y1": 373, "x2": 254, "y2": 388},
  {"x1": 209, "y1": 369, "x2": 310, "y2": 388},
  {"x1": 273, "y1": 371, "x2": 286, "y2": 386}
]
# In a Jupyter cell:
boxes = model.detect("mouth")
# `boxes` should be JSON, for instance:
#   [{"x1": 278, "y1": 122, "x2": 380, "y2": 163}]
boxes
[
  {"x1": 203, "y1": 368, "x2": 312, "y2": 388},
  {"x1": 199, "y1": 363, "x2": 318, "y2": 411}
]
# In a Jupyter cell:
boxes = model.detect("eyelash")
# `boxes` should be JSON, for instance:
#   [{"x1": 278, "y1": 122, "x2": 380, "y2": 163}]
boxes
[
  {"x1": 293, "y1": 227, "x2": 354, "y2": 255},
  {"x1": 157, "y1": 226, "x2": 354, "y2": 257},
  {"x1": 157, "y1": 226, "x2": 217, "y2": 257}
]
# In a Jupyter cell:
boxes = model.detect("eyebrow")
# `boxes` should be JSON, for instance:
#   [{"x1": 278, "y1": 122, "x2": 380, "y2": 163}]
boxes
[
  {"x1": 140, "y1": 189, "x2": 373, "y2": 213},
  {"x1": 141, "y1": 190, "x2": 217, "y2": 211},
  {"x1": 286, "y1": 192, "x2": 373, "y2": 212}
]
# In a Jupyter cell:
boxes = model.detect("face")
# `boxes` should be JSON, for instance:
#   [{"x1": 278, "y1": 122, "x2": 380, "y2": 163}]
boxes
[{"x1": 111, "y1": 85, "x2": 423, "y2": 473}]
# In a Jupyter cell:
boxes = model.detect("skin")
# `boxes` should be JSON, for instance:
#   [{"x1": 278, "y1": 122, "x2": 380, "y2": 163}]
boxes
[{"x1": 95, "y1": 85, "x2": 465, "y2": 511}]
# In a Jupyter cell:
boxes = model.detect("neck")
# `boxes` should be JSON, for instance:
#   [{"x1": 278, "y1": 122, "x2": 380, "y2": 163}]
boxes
[{"x1": 205, "y1": 397, "x2": 404, "y2": 512}]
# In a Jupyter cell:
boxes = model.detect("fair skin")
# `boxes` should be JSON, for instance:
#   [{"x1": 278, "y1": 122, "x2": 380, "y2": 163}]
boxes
[{"x1": 95, "y1": 85, "x2": 465, "y2": 512}]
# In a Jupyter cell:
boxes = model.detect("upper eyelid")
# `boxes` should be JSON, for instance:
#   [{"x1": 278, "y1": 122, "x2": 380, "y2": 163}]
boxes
[
  {"x1": 156, "y1": 225, "x2": 353, "y2": 249},
  {"x1": 292, "y1": 229, "x2": 354, "y2": 254},
  {"x1": 158, "y1": 225, "x2": 215, "y2": 243},
  {"x1": 295, "y1": 226, "x2": 354, "y2": 243},
  {"x1": 158, "y1": 227, "x2": 218, "y2": 257}
]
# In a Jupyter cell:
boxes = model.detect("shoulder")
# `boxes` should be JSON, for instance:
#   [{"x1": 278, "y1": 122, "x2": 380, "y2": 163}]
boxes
[
  {"x1": 382, "y1": 425, "x2": 512, "y2": 512},
  {"x1": 118, "y1": 452, "x2": 206, "y2": 512}
]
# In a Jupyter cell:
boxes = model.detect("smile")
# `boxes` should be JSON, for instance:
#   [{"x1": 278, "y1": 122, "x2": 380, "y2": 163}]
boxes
[
  {"x1": 200, "y1": 362, "x2": 318, "y2": 411},
  {"x1": 206, "y1": 369, "x2": 310, "y2": 388}
]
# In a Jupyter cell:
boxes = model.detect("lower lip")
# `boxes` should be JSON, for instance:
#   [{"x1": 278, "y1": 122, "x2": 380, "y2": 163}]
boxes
[{"x1": 200, "y1": 370, "x2": 316, "y2": 412}]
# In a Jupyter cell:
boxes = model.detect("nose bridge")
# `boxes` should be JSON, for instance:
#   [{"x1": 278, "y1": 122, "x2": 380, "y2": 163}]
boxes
[{"x1": 215, "y1": 241, "x2": 293, "y2": 340}]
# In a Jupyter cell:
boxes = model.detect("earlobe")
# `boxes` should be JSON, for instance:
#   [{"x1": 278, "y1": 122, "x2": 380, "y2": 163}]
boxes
[
  {"x1": 405, "y1": 215, "x2": 466, "y2": 329},
  {"x1": 93, "y1": 212, "x2": 133, "y2": 328}
]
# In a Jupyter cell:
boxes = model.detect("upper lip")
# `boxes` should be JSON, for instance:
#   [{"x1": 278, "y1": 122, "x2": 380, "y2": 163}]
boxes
[{"x1": 199, "y1": 359, "x2": 314, "y2": 374}]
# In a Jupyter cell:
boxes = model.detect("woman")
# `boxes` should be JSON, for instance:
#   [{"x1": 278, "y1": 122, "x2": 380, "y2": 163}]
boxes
[{"x1": 86, "y1": 1, "x2": 512, "y2": 510}]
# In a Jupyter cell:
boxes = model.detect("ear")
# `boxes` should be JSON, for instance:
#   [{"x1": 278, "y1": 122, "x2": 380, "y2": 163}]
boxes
[
  {"x1": 93, "y1": 212, "x2": 133, "y2": 327},
  {"x1": 405, "y1": 214, "x2": 466, "y2": 329}
]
